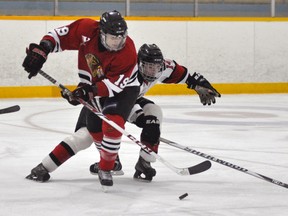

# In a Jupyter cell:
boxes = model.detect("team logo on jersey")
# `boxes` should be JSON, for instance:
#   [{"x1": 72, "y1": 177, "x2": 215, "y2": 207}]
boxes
[{"x1": 85, "y1": 53, "x2": 104, "y2": 78}]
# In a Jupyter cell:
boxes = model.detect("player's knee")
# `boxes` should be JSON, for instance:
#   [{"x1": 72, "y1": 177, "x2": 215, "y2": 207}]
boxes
[
  {"x1": 63, "y1": 127, "x2": 93, "y2": 153},
  {"x1": 143, "y1": 103, "x2": 163, "y2": 124}
]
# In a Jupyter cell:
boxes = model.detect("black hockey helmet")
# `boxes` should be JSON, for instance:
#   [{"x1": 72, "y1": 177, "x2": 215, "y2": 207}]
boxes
[
  {"x1": 138, "y1": 44, "x2": 164, "y2": 82},
  {"x1": 99, "y1": 10, "x2": 128, "y2": 51},
  {"x1": 100, "y1": 10, "x2": 127, "y2": 36}
]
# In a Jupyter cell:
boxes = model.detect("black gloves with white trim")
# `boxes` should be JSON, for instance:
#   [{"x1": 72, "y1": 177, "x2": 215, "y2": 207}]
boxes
[
  {"x1": 186, "y1": 72, "x2": 221, "y2": 106},
  {"x1": 61, "y1": 91, "x2": 80, "y2": 106},
  {"x1": 72, "y1": 84, "x2": 97, "y2": 102},
  {"x1": 61, "y1": 83, "x2": 97, "y2": 106},
  {"x1": 22, "y1": 41, "x2": 53, "y2": 79}
]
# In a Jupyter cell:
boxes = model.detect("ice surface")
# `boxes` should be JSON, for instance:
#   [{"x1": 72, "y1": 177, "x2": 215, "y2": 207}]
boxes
[{"x1": 0, "y1": 94, "x2": 288, "y2": 216}]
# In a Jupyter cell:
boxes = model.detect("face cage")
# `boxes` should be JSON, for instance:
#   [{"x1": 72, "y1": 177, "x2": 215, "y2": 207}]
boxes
[
  {"x1": 100, "y1": 31, "x2": 127, "y2": 51},
  {"x1": 139, "y1": 61, "x2": 163, "y2": 82}
]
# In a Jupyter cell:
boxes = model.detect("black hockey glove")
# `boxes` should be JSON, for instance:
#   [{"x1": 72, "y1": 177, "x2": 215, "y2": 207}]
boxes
[
  {"x1": 71, "y1": 84, "x2": 97, "y2": 102},
  {"x1": 186, "y1": 72, "x2": 221, "y2": 106},
  {"x1": 194, "y1": 86, "x2": 218, "y2": 106},
  {"x1": 140, "y1": 115, "x2": 160, "y2": 145},
  {"x1": 22, "y1": 43, "x2": 49, "y2": 79},
  {"x1": 61, "y1": 90, "x2": 80, "y2": 106}
]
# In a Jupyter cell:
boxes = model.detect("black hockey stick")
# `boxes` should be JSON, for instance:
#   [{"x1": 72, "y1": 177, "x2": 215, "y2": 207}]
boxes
[
  {"x1": 0, "y1": 105, "x2": 20, "y2": 114},
  {"x1": 38, "y1": 70, "x2": 211, "y2": 176},
  {"x1": 160, "y1": 137, "x2": 288, "y2": 189}
]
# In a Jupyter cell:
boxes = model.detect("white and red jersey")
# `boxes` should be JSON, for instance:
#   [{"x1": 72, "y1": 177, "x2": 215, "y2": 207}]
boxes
[
  {"x1": 42, "y1": 18, "x2": 138, "y2": 97},
  {"x1": 138, "y1": 58, "x2": 189, "y2": 98},
  {"x1": 127, "y1": 58, "x2": 189, "y2": 123}
]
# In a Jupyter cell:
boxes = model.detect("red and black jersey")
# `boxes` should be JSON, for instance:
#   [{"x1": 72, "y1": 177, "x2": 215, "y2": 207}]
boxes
[{"x1": 42, "y1": 18, "x2": 138, "y2": 97}]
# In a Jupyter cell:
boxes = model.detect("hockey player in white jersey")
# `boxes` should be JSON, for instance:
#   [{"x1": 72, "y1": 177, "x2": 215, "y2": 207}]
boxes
[
  {"x1": 92, "y1": 43, "x2": 221, "y2": 181},
  {"x1": 26, "y1": 43, "x2": 220, "y2": 183}
]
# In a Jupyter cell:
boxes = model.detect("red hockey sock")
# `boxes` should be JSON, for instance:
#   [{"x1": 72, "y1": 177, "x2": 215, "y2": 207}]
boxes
[
  {"x1": 98, "y1": 114, "x2": 125, "y2": 171},
  {"x1": 98, "y1": 149, "x2": 118, "y2": 171},
  {"x1": 89, "y1": 131, "x2": 103, "y2": 143},
  {"x1": 49, "y1": 141, "x2": 75, "y2": 166}
]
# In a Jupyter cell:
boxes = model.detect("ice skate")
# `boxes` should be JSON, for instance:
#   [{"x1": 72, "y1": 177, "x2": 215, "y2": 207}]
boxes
[
  {"x1": 98, "y1": 169, "x2": 113, "y2": 192},
  {"x1": 26, "y1": 163, "x2": 50, "y2": 182},
  {"x1": 133, "y1": 156, "x2": 156, "y2": 182},
  {"x1": 90, "y1": 156, "x2": 124, "y2": 176}
]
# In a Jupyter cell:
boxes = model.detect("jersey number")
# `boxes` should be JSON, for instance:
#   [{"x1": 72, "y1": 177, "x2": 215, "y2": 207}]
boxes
[
  {"x1": 55, "y1": 27, "x2": 69, "y2": 36},
  {"x1": 114, "y1": 74, "x2": 129, "y2": 88}
]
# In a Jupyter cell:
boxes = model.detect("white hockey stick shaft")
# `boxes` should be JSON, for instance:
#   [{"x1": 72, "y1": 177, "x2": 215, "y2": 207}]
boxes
[
  {"x1": 160, "y1": 137, "x2": 288, "y2": 189},
  {"x1": 38, "y1": 70, "x2": 205, "y2": 176}
]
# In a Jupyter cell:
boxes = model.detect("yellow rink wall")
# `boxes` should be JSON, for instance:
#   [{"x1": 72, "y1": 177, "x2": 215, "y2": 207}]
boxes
[
  {"x1": 0, "y1": 16, "x2": 287, "y2": 98},
  {"x1": 0, "y1": 83, "x2": 288, "y2": 98}
]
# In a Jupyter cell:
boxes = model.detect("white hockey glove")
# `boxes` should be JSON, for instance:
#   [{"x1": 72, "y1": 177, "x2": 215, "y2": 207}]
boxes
[{"x1": 186, "y1": 72, "x2": 221, "y2": 106}]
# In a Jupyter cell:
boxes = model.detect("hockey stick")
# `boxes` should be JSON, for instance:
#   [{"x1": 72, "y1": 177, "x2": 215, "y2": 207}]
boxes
[
  {"x1": 0, "y1": 105, "x2": 20, "y2": 114},
  {"x1": 38, "y1": 70, "x2": 211, "y2": 176},
  {"x1": 160, "y1": 137, "x2": 288, "y2": 189}
]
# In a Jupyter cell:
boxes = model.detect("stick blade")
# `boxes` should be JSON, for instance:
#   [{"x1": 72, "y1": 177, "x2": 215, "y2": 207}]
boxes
[
  {"x1": 188, "y1": 160, "x2": 212, "y2": 175},
  {"x1": 0, "y1": 105, "x2": 20, "y2": 114}
]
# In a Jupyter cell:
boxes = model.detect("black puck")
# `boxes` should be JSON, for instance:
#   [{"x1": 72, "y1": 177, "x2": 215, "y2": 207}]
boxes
[{"x1": 179, "y1": 193, "x2": 188, "y2": 200}]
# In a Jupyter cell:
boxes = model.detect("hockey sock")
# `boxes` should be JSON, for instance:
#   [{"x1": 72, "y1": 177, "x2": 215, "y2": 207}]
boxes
[{"x1": 98, "y1": 114, "x2": 124, "y2": 171}]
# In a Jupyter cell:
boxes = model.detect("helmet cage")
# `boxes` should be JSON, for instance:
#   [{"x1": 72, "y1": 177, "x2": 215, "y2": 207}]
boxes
[
  {"x1": 139, "y1": 61, "x2": 163, "y2": 82},
  {"x1": 138, "y1": 43, "x2": 164, "y2": 82},
  {"x1": 100, "y1": 31, "x2": 127, "y2": 51}
]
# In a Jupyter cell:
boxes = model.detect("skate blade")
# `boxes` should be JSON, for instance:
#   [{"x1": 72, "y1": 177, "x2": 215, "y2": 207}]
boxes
[
  {"x1": 111, "y1": 170, "x2": 124, "y2": 176},
  {"x1": 26, "y1": 174, "x2": 36, "y2": 180},
  {"x1": 25, "y1": 173, "x2": 50, "y2": 182},
  {"x1": 91, "y1": 170, "x2": 124, "y2": 176},
  {"x1": 25, "y1": 174, "x2": 43, "y2": 182},
  {"x1": 133, "y1": 176, "x2": 152, "y2": 183}
]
